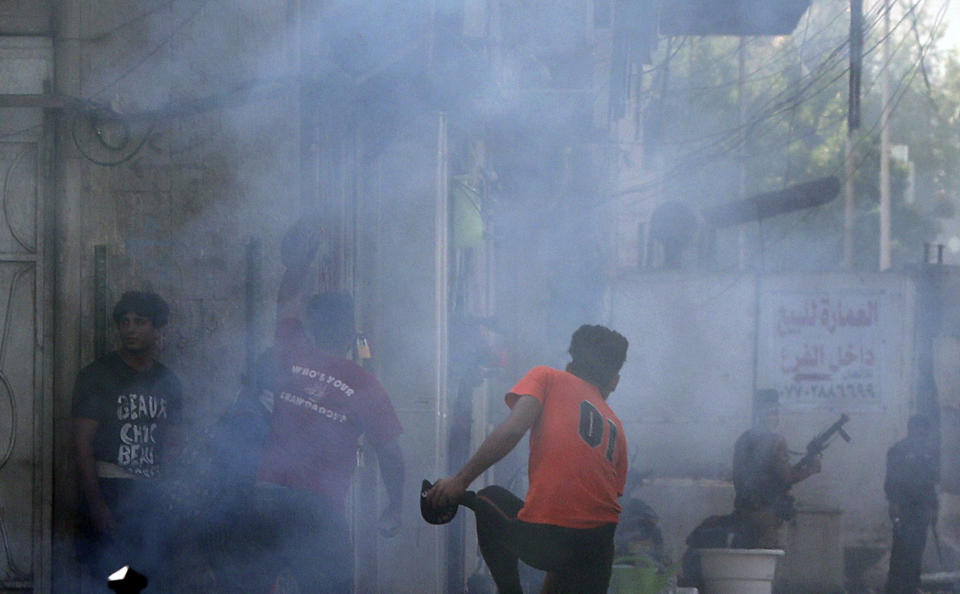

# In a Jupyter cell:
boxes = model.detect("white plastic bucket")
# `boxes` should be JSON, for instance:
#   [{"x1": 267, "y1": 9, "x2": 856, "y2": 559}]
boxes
[{"x1": 697, "y1": 548, "x2": 784, "y2": 594}]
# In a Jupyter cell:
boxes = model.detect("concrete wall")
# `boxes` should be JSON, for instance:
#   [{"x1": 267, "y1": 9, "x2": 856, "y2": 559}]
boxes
[
  {"x1": 609, "y1": 272, "x2": 757, "y2": 480},
  {"x1": 0, "y1": 35, "x2": 54, "y2": 594},
  {"x1": 24, "y1": 0, "x2": 926, "y2": 591},
  {"x1": 51, "y1": 0, "x2": 304, "y2": 590},
  {"x1": 49, "y1": 0, "x2": 457, "y2": 590},
  {"x1": 608, "y1": 272, "x2": 916, "y2": 562},
  {"x1": 760, "y1": 274, "x2": 915, "y2": 546},
  {"x1": 53, "y1": 0, "x2": 299, "y2": 424},
  {"x1": 0, "y1": 1, "x2": 50, "y2": 35}
]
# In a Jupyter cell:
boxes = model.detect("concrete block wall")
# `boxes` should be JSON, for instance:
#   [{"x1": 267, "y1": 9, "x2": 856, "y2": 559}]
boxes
[
  {"x1": 608, "y1": 272, "x2": 916, "y2": 559},
  {"x1": 51, "y1": 1, "x2": 304, "y2": 589},
  {"x1": 53, "y1": 0, "x2": 299, "y2": 429}
]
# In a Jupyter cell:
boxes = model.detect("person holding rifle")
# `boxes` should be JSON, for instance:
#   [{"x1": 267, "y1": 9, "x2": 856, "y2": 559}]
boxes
[
  {"x1": 885, "y1": 415, "x2": 939, "y2": 594},
  {"x1": 732, "y1": 389, "x2": 822, "y2": 548}
]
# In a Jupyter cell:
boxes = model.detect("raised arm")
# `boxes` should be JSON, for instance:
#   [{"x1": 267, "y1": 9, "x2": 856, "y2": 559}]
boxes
[
  {"x1": 772, "y1": 435, "x2": 820, "y2": 485},
  {"x1": 277, "y1": 218, "x2": 323, "y2": 322},
  {"x1": 426, "y1": 394, "x2": 542, "y2": 507}
]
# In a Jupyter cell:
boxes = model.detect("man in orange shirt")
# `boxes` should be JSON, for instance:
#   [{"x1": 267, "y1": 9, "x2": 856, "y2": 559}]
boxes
[{"x1": 426, "y1": 325, "x2": 629, "y2": 593}]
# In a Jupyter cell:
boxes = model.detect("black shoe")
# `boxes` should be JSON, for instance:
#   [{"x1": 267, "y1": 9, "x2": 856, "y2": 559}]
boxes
[{"x1": 420, "y1": 479, "x2": 476, "y2": 524}]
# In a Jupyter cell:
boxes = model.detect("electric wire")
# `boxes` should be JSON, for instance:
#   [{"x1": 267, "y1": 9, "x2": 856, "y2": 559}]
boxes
[
  {"x1": 87, "y1": 0, "x2": 213, "y2": 99},
  {"x1": 664, "y1": 0, "x2": 857, "y2": 98},
  {"x1": 645, "y1": 32, "x2": 851, "y2": 150},
  {"x1": 754, "y1": 0, "x2": 951, "y2": 270},
  {"x1": 621, "y1": 0, "x2": 944, "y2": 200},
  {"x1": 900, "y1": 0, "x2": 947, "y2": 111},
  {"x1": 57, "y1": 0, "x2": 187, "y2": 42},
  {"x1": 666, "y1": 7, "x2": 878, "y2": 149},
  {"x1": 0, "y1": 125, "x2": 44, "y2": 143},
  {"x1": 644, "y1": 0, "x2": 921, "y2": 147},
  {"x1": 781, "y1": 0, "x2": 818, "y2": 186},
  {"x1": 646, "y1": 0, "x2": 880, "y2": 106},
  {"x1": 621, "y1": 0, "x2": 950, "y2": 279}
]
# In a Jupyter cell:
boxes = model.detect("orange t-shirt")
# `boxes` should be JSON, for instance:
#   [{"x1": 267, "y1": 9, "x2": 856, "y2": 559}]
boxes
[{"x1": 508, "y1": 366, "x2": 627, "y2": 529}]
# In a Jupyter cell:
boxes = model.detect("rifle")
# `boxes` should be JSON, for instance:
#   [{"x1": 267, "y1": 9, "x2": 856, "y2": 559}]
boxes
[{"x1": 797, "y1": 413, "x2": 851, "y2": 471}]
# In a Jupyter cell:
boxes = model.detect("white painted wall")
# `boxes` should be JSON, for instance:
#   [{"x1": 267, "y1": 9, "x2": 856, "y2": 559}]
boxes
[
  {"x1": 608, "y1": 272, "x2": 915, "y2": 557},
  {"x1": 609, "y1": 272, "x2": 757, "y2": 479}
]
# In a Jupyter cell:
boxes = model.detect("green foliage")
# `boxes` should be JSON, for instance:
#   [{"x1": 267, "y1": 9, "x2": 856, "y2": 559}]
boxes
[{"x1": 644, "y1": 1, "x2": 953, "y2": 271}]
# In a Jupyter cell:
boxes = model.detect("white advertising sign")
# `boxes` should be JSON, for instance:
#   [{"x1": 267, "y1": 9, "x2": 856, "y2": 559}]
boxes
[{"x1": 758, "y1": 288, "x2": 888, "y2": 411}]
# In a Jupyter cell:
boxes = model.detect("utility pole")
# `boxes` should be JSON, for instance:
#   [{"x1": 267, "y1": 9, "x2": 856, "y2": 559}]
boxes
[
  {"x1": 845, "y1": 0, "x2": 863, "y2": 269},
  {"x1": 879, "y1": 0, "x2": 892, "y2": 270},
  {"x1": 738, "y1": 37, "x2": 747, "y2": 270},
  {"x1": 844, "y1": 139, "x2": 855, "y2": 268}
]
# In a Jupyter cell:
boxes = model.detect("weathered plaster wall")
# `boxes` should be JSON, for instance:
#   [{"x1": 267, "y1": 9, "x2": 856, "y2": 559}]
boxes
[
  {"x1": 0, "y1": 1, "x2": 50, "y2": 35},
  {"x1": 52, "y1": 0, "x2": 302, "y2": 588},
  {"x1": 0, "y1": 34, "x2": 55, "y2": 592},
  {"x1": 55, "y1": 0, "x2": 298, "y2": 422},
  {"x1": 51, "y1": 1, "x2": 459, "y2": 589},
  {"x1": 608, "y1": 272, "x2": 915, "y2": 558}
]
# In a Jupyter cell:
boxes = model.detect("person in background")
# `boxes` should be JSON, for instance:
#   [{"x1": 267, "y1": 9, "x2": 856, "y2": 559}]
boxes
[
  {"x1": 426, "y1": 324, "x2": 629, "y2": 594},
  {"x1": 732, "y1": 389, "x2": 820, "y2": 548},
  {"x1": 72, "y1": 291, "x2": 183, "y2": 587},
  {"x1": 885, "y1": 414, "x2": 939, "y2": 594},
  {"x1": 249, "y1": 220, "x2": 405, "y2": 592},
  {"x1": 159, "y1": 345, "x2": 277, "y2": 592}
]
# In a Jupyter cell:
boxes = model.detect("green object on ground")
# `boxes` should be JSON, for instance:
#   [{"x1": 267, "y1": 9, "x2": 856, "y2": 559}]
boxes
[{"x1": 610, "y1": 556, "x2": 676, "y2": 594}]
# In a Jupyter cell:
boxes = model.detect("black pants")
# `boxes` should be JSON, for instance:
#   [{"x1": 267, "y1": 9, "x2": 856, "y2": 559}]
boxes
[
  {"x1": 76, "y1": 479, "x2": 171, "y2": 588},
  {"x1": 248, "y1": 486, "x2": 354, "y2": 593},
  {"x1": 886, "y1": 506, "x2": 933, "y2": 594},
  {"x1": 472, "y1": 485, "x2": 616, "y2": 594}
]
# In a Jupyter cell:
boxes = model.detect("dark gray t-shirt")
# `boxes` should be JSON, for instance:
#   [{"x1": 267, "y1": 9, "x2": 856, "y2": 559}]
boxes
[
  {"x1": 885, "y1": 436, "x2": 938, "y2": 508},
  {"x1": 71, "y1": 351, "x2": 183, "y2": 478},
  {"x1": 733, "y1": 426, "x2": 790, "y2": 508}
]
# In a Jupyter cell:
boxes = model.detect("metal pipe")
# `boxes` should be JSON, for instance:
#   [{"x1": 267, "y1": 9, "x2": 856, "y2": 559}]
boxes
[
  {"x1": 94, "y1": 245, "x2": 107, "y2": 359},
  {"x1": 880, "y1": 0, "x2": 891, "y2": 270},
  {"x1": 433, "y1": 111, "x2": 451, "y2": 592}
]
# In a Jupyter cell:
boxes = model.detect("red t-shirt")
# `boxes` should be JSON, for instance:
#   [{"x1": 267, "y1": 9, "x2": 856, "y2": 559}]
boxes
[
  {"x1": 508, "y1": 366, "x2": 627, "y2": 529},
  {"x1": 257, "y1": 318, "x2": 402, "y2": 510}
]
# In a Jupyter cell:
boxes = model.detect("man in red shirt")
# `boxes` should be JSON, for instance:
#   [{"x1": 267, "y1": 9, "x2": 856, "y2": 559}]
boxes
[
  {"x1": 426, "y1": 325, "x2": 629, "y2": 593},
  {"x1": 251, "y1": 221, "x2": 405, "y2": 592}
]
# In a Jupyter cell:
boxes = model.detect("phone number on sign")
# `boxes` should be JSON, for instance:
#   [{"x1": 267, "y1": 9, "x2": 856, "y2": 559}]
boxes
[{"x1": 781, "y1": 382, "x2": 878, "y2": 400}]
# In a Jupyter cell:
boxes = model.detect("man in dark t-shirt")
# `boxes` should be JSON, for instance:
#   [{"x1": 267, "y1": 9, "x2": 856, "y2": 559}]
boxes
[
  {"x1": 885, "y1": 415, "x2": 939, "y2": 594},
  {"x1": 72, "y1": 291, "x2": 183, "y2": 585}
]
